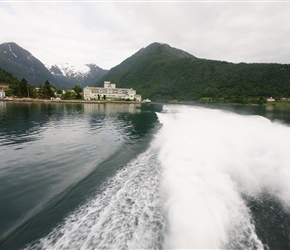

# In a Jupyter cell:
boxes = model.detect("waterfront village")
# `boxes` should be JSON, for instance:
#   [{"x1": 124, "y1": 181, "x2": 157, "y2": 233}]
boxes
[
  {"x1": 1, "y1": 80, "x2": 290, "y2": 105},
  {"x1": 0, "y1": 81, "x2": 152, "y2": 103}
]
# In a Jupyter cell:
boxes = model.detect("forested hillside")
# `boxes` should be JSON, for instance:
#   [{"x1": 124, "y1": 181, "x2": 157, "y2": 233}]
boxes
[
  {"x1": 96, "y1": 43, "x2": 290, "y2": 103},
  {"x1": 0, "y1": 67, "x2": 19, "y2": 85}
]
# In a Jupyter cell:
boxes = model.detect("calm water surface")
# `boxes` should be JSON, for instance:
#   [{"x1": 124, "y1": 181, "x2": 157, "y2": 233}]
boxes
[{"x1": 0, "y1": 101, "x2": 290, "y2": 249}]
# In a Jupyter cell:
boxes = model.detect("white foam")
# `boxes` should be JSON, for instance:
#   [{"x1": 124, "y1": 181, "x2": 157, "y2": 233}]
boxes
[
  {"x1": 155, "y1": 105, "x2": 290, "y2": 249},
  {"x1": 27, "y1": 147, "x2": 164, "y2": 249}
]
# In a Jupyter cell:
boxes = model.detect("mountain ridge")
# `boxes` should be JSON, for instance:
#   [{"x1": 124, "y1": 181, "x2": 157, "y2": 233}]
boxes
[
  {"x1": 0, "y1": 42, "x2": 108, "y2": 88},
  {"x1": 97, "y1": 42, "x2": 196, "y2": 88},
  {"x1": 96, "y1": 42, "x2": 290, "y2": 102},
  {"x1": 45, "y1": 63, "x2": 108, "y2": 88},
  {"x1": 1, "y1": 41, "x2": 290, "y2": 103},
  {"x1": 134, "y1": 42, "x2": 195, "y2": 59}
]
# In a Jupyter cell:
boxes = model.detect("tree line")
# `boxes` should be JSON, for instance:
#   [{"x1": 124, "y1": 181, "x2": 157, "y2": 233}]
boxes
[{"x1": 1, "y1": 67, "x2": 83, "y2": 100}]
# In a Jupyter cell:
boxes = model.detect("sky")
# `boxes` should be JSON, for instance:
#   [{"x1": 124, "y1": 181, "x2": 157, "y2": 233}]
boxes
[{"x1": 1, "y1": 1, "x2": 290, "y2": 70}]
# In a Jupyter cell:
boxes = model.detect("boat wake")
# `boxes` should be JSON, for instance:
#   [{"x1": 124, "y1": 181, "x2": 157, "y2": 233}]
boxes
[
  {"x1": 155, "y1": 105, "x2": 290, "y2": 249},
  {"x1": 26, "y1": 105, "x2": 290, "y2": 249}
]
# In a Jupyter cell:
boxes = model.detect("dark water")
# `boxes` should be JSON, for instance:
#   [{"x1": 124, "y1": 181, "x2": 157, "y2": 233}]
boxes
[{"x1": 0, "y1": 101, "x2": 290, "y2": 249}]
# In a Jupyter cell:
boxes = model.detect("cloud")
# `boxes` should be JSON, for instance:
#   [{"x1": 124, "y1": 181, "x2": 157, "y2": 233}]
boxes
[{"x1": 1, "y1": 2, "x2": 290, "y2": 69}]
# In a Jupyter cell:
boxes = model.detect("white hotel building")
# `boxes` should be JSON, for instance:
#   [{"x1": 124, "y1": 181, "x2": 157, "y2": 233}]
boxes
[{"x1": 84, "y1": 81, "x2": 142, "y2": 102}]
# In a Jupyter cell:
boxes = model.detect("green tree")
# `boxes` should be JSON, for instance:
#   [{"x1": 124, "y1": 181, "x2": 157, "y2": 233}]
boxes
[
  {"x1": 9, "y1": 83, "x2": 20, "y2": 96},
  {"x1": 28, "y1": 85, "x2": 36, "y2": 98},
  {"x1": 18, "y1": 78, "x2": 29, "y2": 97},
  {"x1": 62, "y1": 91, "x2": 76, "y2": 100},
  {"x1": 56, "y1": 88, "x2": 63, "y2": 95},
  {"x1": 72, "y1": 84, "x2": 83, "y2": 99},
  {"x1": 43, "y1": 80, "x2": 55, "y2": 99}
]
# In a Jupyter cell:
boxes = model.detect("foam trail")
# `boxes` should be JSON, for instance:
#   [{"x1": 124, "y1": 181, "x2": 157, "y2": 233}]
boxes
[
  {"x1": 24, "y1": 105, "x2": 290, "y2": 249},
  {"x1": 155, "y1": 105, "x2": 290, "y2": 249},
  {"x1": 26, "y1": 148, "x2": 164, "y2": 249}
]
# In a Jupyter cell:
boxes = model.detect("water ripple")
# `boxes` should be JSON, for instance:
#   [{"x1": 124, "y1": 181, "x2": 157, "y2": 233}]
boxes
[{"x1": 27, "y1": 147, "x2": 164, "y2": 249}]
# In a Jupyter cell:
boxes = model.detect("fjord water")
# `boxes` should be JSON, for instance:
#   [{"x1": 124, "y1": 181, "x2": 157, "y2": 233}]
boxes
[{"x1": 0, "y1": 102, "x2": 290, "y2": 249}]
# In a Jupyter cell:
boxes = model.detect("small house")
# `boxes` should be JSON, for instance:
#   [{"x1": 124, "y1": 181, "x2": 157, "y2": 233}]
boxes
[{"x1": 267, "y1": 97, "x2": 275, "y2": 102}]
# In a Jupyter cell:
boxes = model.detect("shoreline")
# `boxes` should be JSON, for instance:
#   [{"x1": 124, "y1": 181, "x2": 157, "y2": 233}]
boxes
[
  {"x1": 169, "y1": 100, "x2": 290, "y2": 107},
  {"x1": 2, "y1": 98, "x2": 290, "y2": 107},
  {"x1": 0, "y1": 98, "x2": 143, "y2": 105}
]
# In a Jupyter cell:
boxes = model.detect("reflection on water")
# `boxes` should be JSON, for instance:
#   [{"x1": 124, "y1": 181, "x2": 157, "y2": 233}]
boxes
[
  {"x1": 0, "y1": 102, "x2": 160, "y2": 249},
  {"x1": 0, "y1": 101, "x2": 6, "y2": 113},
  {"x1": 1, "y1": 101, "x2": 289, "y2": 249},
  {"x1": 0, "y1": 102, "x2": 148, "y2": 147},
  {"x1": 264, "y1": 105, "x2": 290, "y2": 124},
  {"x1": 83, "y1": 103, "x2": 141, "y2": 115}
]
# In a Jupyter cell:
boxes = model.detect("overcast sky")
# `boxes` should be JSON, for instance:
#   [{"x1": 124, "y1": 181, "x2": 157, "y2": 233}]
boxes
[{"x1": 1, "y1": 1, "x2": 290, "y2": 69}]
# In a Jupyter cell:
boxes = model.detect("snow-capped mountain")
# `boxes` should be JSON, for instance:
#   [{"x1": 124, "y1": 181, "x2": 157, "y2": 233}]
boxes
[
  {"x1": 46, "y1": 63, "x2": 108, "y2": 87},
  {"x1": 0, "y1": 42, "x2": 108, "y2": 88},
  {"x1": 47, "y1": 63, "x2": 90, "y2": 77}
]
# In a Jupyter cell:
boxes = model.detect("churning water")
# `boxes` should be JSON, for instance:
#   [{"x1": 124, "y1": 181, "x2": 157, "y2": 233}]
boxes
[
  {"x1": 26, "y1": 148, "x2": 164, "y2": 250},
  {"x1": 156, "y1": 105, "x2": 290, "y2": 249},
  {"x1": 1, "y1": 102, "x2": 290, "y2": 249}
]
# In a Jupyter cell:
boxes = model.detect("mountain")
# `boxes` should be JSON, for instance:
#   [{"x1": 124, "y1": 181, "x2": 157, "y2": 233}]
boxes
[
  {"x1": 0, "y1": 42, "x2": 55, "y2": 86},
  {"x1": 96, "y1": 42, "x2": 197, "y2": 98},
  {"x1": 96, "y1": 42, "x2": 290, "y2": 103},
  {"x1": 0, "y1": 42, "x2": 107, "y2": 89},
  {"x1": 1, "y1": 42, "x2": 290, "y2": 102},
  {"x1": 46, "y1": 63, "x2": 108, "y2": 88},
  {"x1": 98, "y1": 42, "x2": 195, "y2": 84}
]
